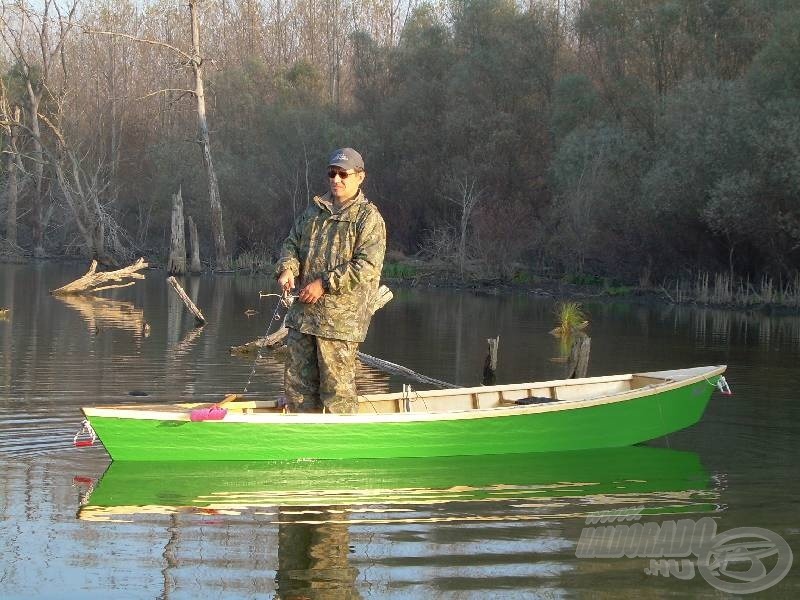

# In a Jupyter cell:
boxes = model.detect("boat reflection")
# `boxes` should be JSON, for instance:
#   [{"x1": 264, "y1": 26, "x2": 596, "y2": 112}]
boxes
[
  {"x1": 77, "y1": 445, "x2": 718, "y2": 520},
  {"x1": 76, "y1": 447, "x2": 720, "y2": 599}
]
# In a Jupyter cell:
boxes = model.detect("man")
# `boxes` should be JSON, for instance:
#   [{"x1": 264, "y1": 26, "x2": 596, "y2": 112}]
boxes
[{"x1": 276, "y1": 148, "x2": 386, "y2": 413}]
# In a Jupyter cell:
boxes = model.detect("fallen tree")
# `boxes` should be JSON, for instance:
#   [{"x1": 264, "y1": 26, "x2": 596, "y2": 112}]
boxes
[
  {"x1": 230, "y1": 284, "x2": 458, "y2": 389},
  {"x1": 51, "y1": 257, "x2": 148, "y2": 295}
]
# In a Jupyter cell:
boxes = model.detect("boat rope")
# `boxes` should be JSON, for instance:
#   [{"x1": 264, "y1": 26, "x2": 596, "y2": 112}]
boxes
[
  {"x1": 405, "y1": 384, "x2": 430, "y2": 412},
  {"x1": 360, "y1": 384, "x2": 430, "y2": 414},
  {"x1": 242, "y1": 291, "x2": 295, "y2": 394},
  {"x1": 356, "y1": 353, "x2": 459, "y2": 389}
]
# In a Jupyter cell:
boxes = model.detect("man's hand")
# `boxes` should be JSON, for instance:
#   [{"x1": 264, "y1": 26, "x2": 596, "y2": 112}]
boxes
[
  {"x1": 299, "y1": 278, "x2": 325, "y2": 304},
  {"x1": 277, "y1": 269, "x2": 295, "y2": 293}
]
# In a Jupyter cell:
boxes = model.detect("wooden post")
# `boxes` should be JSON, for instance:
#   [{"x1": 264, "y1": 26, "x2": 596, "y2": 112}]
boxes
[
  {"x1": 167, "y1": 275, "x2": 206, "y2": 325},
  {"x1": 565, "y1": 334, "x2": 591, "y2": 379},
  {"x1": 188, "y1": 215, "x2": 202, "y2": 274},
  {"x1": 168, "y1": 187, "x2": 186, "y2": 275},
  {"x1": 483, "y1": 336, "x2": 500, "y2": 385}
]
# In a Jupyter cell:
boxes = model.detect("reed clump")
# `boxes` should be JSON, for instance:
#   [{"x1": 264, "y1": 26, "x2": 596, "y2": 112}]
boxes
[
  {"x1": 231, "y1": 251, "x2": 274, "y2": 275},
  {"x1": 670, "y1": 272, "x2": 800, "y2": 308},
  {"x1": 551, "y1": 301, "x2": 588, "y2": 337}
]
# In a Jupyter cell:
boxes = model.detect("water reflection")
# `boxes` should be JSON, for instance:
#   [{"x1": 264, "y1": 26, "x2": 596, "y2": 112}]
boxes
[
  {"x1": 54, "y1": 294, "x2": 148, "y2": 339},
  {"x1": 5, "y1": 264, "x2": 800, "y2": 597},
  {"x1": 276, "y1": 507, "x2": 360, "y2": 599},
  {"x1": 77, "y1": 446, "x2": 717, "y2": 521},
  {"x1": 667, "y1": 304, "x2": 800, "y2": 351},
  {"x1": 70, "y1": 447, "x2": 720, "y2": 598}
]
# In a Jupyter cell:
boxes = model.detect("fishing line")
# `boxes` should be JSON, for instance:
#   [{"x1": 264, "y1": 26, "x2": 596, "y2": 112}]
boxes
[{"x1": 242, "y1": 291, "x2": 295, "y2": 394}]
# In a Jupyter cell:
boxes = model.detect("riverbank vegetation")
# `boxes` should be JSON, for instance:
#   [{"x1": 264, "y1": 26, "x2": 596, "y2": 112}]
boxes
[{"x1": 1, "y1": 0, "x2": 799, "y2": 309}]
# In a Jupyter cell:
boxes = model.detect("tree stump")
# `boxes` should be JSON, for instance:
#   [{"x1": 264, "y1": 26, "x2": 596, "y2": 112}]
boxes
[
  {"x1": 168, "y1": 187, "x2": 186, "y2": 275},
  {"x1": 188, "y1": 215, "x2": 202, "y2": 274},
  {"x1": 482, "y1": 336, "x2": 500, "y2": 385},
  {"x1": 565, "y1": 334, "x2": 591, "y2": 379}
]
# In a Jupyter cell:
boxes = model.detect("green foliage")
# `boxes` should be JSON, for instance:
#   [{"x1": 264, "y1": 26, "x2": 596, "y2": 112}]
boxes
[
  {"x1": 552, "y1": 301, "x2": 588, "y2": 337},
  {"x1": 747, "y1": 9, "x2": 800, "y2": 100},
  {"x1": 564, "y1": 273, "x2": 604, "y2": 286},
  {"x1": 6, "y1": 0, "x2": 799, "y2": 286},
  {"x1": 511, "y1": 270, "x2": 540, "y2": 285},
  {"x1": 551, "y1": 74, "x2": 601, "y2": 140},
  {"x1": 382, "y1": 262, "x2": 419, "y2": 279},
  {"x1": 603, "y1": 281, "x2": 632, "y2": 296}
]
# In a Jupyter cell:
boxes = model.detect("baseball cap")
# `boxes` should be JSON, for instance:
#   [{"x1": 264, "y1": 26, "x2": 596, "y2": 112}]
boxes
[{"x1": 328, "y1": 148, "x2": 364, "y2": 170}]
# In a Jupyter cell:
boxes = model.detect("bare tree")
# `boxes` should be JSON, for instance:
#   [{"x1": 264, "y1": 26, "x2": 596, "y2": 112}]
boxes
[
  {"x1": 0, "y1": 0, "x2": 78, "y2": 257},
  {"x1": 42, "y1": 109, "x2": 124, "y2": 263},
  {"x1": 189, "y1": 0, "x2": 228, "y2": 268},
  {"x1": 443, "y1": 172, "x2": 485, "y2": 278},
  {"x1": 85, "y1": 0, "x2": 230, "y2": 268},
  {"x1": 0, "y1": 81, "x2": 24, "y2": 252}
]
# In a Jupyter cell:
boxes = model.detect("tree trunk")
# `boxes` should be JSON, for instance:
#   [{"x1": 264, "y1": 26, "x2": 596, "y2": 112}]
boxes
[
  {"x1": 189, "y1": 0, "x2": 228, "y2": 269},
  {"x1": 168, "y1": 187, "x2": 187, "y2": 275},
  {"x1": 167, "y1": 275, "x2": 206, "y2": 325},
  {"x1": 4, "y1": 107, "x2": 21, "y2": 250},
  {"x1": 92, "y1": 217, "x2": 106, "y2": 262},
  {"x1": 4, "y1": 150, "x2": 18, "y2": 249},
  {"x1": 26, "y1": 84, "x2": 46, "y2": 258},
  {"x1": 188, "y1": 215, "x2": 202, "y2": 273}
]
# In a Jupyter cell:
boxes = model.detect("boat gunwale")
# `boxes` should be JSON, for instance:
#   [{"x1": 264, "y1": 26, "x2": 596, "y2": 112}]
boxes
[{"x1": 81, "y1": 365, "x2": 726, "y2": 425}]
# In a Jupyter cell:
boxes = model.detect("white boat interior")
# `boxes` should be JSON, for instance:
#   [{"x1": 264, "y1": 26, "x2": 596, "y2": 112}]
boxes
[{"x1": 85, "y1": 366, "x2": 722, "y2": 418}]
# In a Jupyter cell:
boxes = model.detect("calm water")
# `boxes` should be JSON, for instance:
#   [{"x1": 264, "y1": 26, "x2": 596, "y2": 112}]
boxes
[{"x1": 0, "y1": 262, "x2": 798, "y2": 599}]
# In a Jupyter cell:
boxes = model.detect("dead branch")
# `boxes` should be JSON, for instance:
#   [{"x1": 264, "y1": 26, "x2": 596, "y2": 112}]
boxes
[
  {"x1": 82, "y1": 28, "x2": 193, "y2": 62},
  {"x1": 135, "y1": 88, "x2": 196, "y2": 102},
  {"x1": 167, "y1": 275, "x2": 206, "y2": 325},
  {"x1": 51, "y1": 257, "x2": 148, "y2": 295},
  {"x1": 230, "y1": 326, "x2": 288, "y2": 355},
  {"x1": 235, "y1": 285, "x2": 394, "y2": 354}
]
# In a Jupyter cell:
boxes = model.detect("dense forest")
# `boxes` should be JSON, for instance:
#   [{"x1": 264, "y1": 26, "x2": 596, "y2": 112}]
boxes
[{"x1": 1, "y1": 0, "x2": 798, "y2": 286}]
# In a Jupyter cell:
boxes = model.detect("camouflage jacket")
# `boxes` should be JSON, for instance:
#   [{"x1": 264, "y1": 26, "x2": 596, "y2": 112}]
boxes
[{"x1": 276, "y1": 191, "x2": 386, "y2": 342}]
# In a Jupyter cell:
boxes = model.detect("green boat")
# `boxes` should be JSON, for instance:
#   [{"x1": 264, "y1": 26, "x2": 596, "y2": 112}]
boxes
[
  {"x1": 80, "y1": 365, "x2": 728, "y2": 461},
  {"x1": 77, "y1": 446, "x2": 716, "y2": 519}
]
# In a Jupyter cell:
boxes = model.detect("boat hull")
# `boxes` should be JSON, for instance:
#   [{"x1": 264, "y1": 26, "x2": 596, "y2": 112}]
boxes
[{"x1": 83, "y1": 367, "x2": 724, "y2": 461}]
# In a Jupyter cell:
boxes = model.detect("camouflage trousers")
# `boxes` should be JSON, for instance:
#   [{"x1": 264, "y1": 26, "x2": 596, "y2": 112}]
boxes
[{"x1": 284, "y1": 327, "x2": 360, "y2": 413}]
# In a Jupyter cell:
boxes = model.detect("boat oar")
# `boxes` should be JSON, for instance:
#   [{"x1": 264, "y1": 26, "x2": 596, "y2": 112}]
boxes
[{"x1": 190, "y1": 393, "x2": 240, "y2": 422}]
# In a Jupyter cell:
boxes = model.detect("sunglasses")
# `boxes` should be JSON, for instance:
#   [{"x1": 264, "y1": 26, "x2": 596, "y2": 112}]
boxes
[{"x1": 328, "y1": 169, "x2": 357, "y2": 179}]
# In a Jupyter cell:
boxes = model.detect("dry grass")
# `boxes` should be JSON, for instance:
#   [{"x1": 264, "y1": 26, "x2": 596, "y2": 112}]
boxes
[{"x1": 669, "y1": 272, "x2": 800, "y2": 308}]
